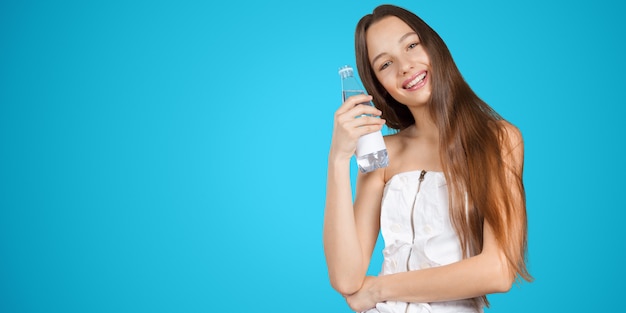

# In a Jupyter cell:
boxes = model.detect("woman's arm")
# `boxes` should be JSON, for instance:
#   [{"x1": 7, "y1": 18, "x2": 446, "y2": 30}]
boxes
[
  {"x1": 324, "y1": 159, "x2": 386, "y2": 295},
  {"x1": 323, "y1": 94, "x2": 387, "y2": 296},
  {"x1": 346, "y1": 221, "x2": 513, "y2": 311}
]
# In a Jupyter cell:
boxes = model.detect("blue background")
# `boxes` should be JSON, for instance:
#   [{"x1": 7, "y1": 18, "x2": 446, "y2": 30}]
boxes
[{"x1": 1, "y1": 0, "x2": 624, "y2": 312}]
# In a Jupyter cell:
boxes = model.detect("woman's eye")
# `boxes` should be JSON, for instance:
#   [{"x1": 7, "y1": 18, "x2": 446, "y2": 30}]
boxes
[
  {"x1": 379, "y1": 61, "x2": 391, "y2": 71},
  {"x1": 408, "y1": 42, "x2": 419, "y2": 49}
]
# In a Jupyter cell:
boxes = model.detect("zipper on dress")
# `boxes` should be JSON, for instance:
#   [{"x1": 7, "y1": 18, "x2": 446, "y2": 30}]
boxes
[
  {"x1": 406, "y1": 170, "x2": 426, "y2": 246},
  {"x1": 406, "y1": 170, "x2": 427, "y2": 269},
  {"x1": 405, "y1": 169, "x2": 428, "y2": 313},
  {"x1": 410, "y1": 170, "x2": 427, "y2": 242},
  {"x1": 417, "y1": 170, "x2": 427, "y2": 192}
]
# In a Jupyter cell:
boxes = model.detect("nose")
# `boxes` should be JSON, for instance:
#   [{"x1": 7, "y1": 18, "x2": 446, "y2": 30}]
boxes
[{"x1": 398, "y1": 59, "x2": 413, "y2": 76}]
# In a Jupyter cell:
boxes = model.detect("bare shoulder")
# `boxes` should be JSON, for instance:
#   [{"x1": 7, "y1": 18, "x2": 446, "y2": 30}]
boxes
[
  {"x1": 496, "y1": 120, "x2": 524, "y2": 172},
  {"x1": 383, "y1": 131, "x2": 404, "y2": 151},
  {"x1": 382, "y1": 128, "x2": 412, "y2": 158},
  {"x1": 497, "y1": 120, "x2": 523, "y2": 153},
  {"x1": 381, "y1": 128, "x2": 418, "y2": 182}
]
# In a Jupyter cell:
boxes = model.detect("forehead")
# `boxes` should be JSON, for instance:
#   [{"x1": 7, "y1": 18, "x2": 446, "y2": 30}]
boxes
[{"x1": 366, "y1": 16, "x2": 415, "y2": 56}]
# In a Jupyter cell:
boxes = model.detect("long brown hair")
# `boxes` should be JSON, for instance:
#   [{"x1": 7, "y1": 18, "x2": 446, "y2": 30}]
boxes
[{"x1": 355, "y1": 4, "x2": 532, "y2": 307}]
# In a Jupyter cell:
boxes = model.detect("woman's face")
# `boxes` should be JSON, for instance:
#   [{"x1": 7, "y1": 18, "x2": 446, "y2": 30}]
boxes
[{"x1": 366, "y1": 16, "x2": 432, "y2": 107}]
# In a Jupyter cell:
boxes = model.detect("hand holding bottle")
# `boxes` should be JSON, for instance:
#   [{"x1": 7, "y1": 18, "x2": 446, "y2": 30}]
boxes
[
  {"x1": 329, "y1": 93, "x2": 386, "y2": 164},
  {"x1": 335, "y1": 65, "x2": 389, "y2": 173}
]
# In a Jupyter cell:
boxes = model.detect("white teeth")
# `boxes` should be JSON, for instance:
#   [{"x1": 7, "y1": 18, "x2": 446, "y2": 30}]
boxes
[{"x1": 405, "y1": 72, "x2": 426, "y2": 89}]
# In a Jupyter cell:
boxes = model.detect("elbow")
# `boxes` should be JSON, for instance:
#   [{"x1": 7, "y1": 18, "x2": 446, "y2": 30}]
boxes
[
  {"x1": 492, "y1": 273, "x2": 514, "y2": 294},
  {"x1": 329, "y1": 276, "x2": 363, "y2": 296},
  {"x1": 487, "y1": 255, "x2": 516, "y2": 294}
]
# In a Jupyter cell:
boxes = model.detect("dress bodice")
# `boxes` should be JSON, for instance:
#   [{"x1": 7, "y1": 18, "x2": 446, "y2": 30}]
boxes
[{"x1": 364, "y1": 170, "x2": 480, "y2": 313}]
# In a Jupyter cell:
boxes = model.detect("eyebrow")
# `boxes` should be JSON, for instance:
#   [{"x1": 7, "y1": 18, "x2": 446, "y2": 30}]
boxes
[{"x1": 371, "y1": 31, "x2": 419, "y2": 66}]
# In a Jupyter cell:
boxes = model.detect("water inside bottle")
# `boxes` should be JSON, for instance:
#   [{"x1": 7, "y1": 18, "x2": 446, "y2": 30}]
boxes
[
  {"x1": 357, "y1": 149, "x2": 389, "y2": 173},
  {"x1": 342, "y1": 89, "x2": 365, "y2": 102}
]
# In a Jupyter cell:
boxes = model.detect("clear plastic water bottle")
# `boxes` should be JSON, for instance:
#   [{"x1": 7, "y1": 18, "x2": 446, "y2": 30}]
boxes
[{"x1": 338, "y1": 65, "x2": 389, "y2": 173}]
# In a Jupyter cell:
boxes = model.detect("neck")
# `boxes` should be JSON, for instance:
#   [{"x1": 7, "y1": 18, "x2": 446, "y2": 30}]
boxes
[{"x1": 407, "y1": 106, "x2": 438, "y2": 139}]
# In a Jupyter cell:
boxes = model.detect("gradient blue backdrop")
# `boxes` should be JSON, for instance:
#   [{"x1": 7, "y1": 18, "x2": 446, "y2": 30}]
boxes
[{"x1": 1, "y1": 0, "x2": 624, "y2": 312}]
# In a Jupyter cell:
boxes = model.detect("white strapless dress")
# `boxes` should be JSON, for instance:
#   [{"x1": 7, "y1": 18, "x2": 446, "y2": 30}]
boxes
[{"x1": 364, "y1": 170, "x2": 482, "y2": 313}]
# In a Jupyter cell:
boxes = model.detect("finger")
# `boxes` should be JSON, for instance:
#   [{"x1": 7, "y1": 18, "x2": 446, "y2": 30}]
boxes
[
  {"x1": 345, "y1": 114, "x2": 385, "y2": 127},
  {"x1": 335, "y1": 94, "x2": 373, "y2": 115},
  {"x1": 348, "y1": 117, "x2": 386, "y2": 132},
  {"x1": 346, "y1": 104, "x2": 382, "y2": 118},
  {"x1": 347, "y1": 118, "x2": 386, "y2": 137},
  {"x1": 336, "y1": 105, "x2": 382, "y2": 124}
]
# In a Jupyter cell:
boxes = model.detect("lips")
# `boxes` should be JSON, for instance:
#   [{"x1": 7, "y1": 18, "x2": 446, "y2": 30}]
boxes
[{"x1": 402, "y1": 71, "x2": 427, "y2": 90}]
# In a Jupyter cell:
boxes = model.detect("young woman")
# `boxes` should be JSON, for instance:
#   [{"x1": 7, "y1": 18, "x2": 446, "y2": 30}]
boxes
[{"x1": 323, "y1": 5, "x2": 532, "y2": 313}]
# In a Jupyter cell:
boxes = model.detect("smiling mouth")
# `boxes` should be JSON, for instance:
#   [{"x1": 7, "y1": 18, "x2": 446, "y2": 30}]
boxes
[{"x1": 403, "y1": 71, "x2": 427, "y2": 89}]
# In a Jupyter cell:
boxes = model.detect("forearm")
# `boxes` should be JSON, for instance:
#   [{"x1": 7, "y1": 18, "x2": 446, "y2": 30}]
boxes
[
  {"x1": 323, "y1": 158, "x2": 366, "y2": 294},
  {"x1": 373, "y1": 252, "x2": 512, "y2": 303}
]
